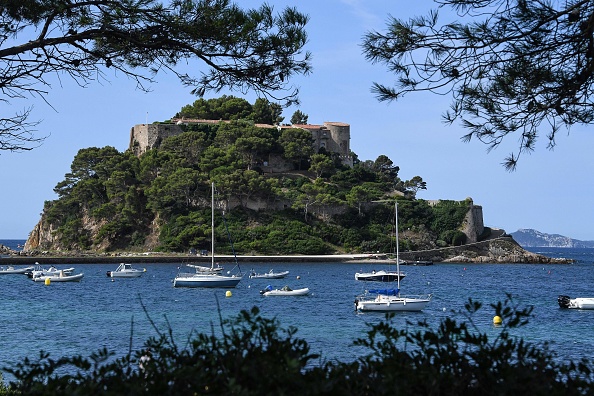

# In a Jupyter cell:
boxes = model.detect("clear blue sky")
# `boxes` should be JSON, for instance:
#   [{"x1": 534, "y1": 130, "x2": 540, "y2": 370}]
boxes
[{"x1": 1, "y1": 0, "x2": 593, "y2": 241}]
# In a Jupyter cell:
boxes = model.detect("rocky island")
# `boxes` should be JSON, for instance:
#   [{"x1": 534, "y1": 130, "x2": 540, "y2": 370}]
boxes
[{"x1": 11, "y1": 98, "x2": 574, "y2": 265}]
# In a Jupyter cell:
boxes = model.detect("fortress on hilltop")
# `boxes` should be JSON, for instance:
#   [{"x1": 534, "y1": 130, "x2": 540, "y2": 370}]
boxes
[{"x1": 129, "y1": 119, "x2": 353, "y2": 167}]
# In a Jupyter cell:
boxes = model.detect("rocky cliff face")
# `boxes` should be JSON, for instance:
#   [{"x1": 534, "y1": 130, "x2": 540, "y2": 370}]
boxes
[
  {"x1": 24, "y1": 211, "x2": 111, "y2": 252},
  {"x1": 24, "y1": 214, "x2": 57, "y2": 251},
  {"x1": 21, "y1": 203, "x2": 567, "y2": 263},
  {"x1": 24, "y1": 199, "x2": 488, "y2": 254}
]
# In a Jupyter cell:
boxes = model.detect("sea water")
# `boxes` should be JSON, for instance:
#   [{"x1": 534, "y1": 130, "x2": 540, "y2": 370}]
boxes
[
  {"x1": 0, "y1": 239, "x2": 25, "y2": 252},
  {"x1": 0, "y1": 245, "x2": 593, "y2": 381}
]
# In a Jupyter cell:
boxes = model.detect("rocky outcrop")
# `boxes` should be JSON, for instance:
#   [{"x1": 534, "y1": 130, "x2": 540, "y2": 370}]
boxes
[
  {"x1": 399, "y1": 236, "x2": 573, "y2": 264},
  {"x1": 24, "y1": 214, "x2": 57, "y2": 251},
  {"x1": 0, "y1": 244, "x2": 16, "y2": 255}
]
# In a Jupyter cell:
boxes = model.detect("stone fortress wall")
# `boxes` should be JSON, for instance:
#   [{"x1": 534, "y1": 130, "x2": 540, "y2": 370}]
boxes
[
  {"x1": 462, "y1": 202, "x2": 485, "y2": 243},
  {"x1": 129, "y1": 123, "x2": 185, "y2": 157},
  {"x1": 129, "y1": 119, "x2": 353, "y2": 167},
  {"x1": 427, "y1": 199, "x2": 485, "y2": 243}
]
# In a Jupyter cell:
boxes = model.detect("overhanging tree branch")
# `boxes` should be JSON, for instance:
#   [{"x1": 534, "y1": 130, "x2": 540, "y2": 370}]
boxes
[
  {"x1": 0, "y1": 107, "x2": 44, "y2": 152},
  {"x1": 363, "y1": 0, "x2": 594, "y2": 170},
  {"x1": 0, "y1": 0, "x2": 311, "y2": 152}
]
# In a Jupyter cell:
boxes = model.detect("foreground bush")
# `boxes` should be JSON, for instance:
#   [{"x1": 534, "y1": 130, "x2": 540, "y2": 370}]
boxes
[{"x1": 3, "y1": 296, "x2": 593, "y2": 395}]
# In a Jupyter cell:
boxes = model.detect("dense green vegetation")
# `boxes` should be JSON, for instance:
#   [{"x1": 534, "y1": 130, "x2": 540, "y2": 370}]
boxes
[
  {"x1": 176, "y1": 95, "x2": 286, "y2": 125},
  {"x1": 3, "y1": 297, "x2": 593, "y2": 395},
  {"x1": 38, "y1": 96, "x2": 471, "y2": 254}
]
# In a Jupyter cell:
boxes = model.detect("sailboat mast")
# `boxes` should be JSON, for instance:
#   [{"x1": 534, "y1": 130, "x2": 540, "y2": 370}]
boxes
[
  {"x1": 395, "y1": 201, "x2": 400, "y2": 291},
  {"x1": 211, "y1": 182, "x2": 215, "y2": 270}
]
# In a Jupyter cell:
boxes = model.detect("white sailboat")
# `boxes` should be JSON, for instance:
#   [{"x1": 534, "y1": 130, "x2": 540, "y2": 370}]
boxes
[
  {"x1": 173, "y1": 183, "x2": 243, "y2": 288},
  {"x1": 355, "y1": 202, "x2": 431, "y2": 312}
]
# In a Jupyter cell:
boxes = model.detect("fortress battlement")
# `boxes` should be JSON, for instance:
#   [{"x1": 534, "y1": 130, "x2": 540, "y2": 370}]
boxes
[{"x1": 129, "y1": 119, "x2": 353, "y2": 167}]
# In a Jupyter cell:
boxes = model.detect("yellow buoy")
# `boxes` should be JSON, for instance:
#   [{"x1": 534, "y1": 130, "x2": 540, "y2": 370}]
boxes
[
  {"x1": 44, "y1": 278, "x2": 50, "y2": 286},
  {"x1": 493, "y1": 315, "x2": 502, "y2": 325},
  {"x1": 225, "y1": 290, "x2": 232, "y2": 297}
]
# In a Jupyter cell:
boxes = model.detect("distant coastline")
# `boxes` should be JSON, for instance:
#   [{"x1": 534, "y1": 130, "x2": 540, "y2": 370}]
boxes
[{"x1": 510, "y1": 229, "x2": 594, "y2": 248}]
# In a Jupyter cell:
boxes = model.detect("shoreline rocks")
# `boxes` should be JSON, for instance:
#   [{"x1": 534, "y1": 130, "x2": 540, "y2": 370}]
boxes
[
  {"x1": 0, "y1": 244, "x2": 17, "y2": 256},
  {"x1": 2, "y1": 237, "x2": 573, "y2": 264}
]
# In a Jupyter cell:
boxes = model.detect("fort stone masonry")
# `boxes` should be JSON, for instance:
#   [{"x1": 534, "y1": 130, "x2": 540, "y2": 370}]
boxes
[{"x1": 129, "y1": 119, "x2": 353, "y2": 168}]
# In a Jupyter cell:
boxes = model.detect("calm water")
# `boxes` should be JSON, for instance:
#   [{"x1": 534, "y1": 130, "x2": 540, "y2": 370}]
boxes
[
  {"x1": 0, "y1": 239, "x2": 25, "y2": 252},
  {"x1": 1, "y1": 245, "x2": 593, "y2": 380}
]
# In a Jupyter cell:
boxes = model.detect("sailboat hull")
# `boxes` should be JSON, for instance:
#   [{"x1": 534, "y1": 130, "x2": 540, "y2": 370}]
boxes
[
  {"x1": 172, "y1": 182, "x2": 243, "y2": 289},
  {"x1": 355, "y1": 295, "x2": 431, "y2": 312},
  {"x1": 173, "y1": 274, "x2": 242, "y2": 288}
]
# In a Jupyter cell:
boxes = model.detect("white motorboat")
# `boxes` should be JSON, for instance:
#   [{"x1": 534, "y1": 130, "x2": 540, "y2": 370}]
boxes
[
  {"x1": 354, "y1": 269, "x2": 406, "y2": 282},
  {"x1": 558, "y1": 295, "x2": 594, "y2": 309},
  {"x1": 260, "y1": 285, "x2": 309, "y2": 296},
  {"x1": 0, "y1": 265, "x2": 34, "y2": 275},
  {"x1": 28, "y1": 265, "x2": 75, "y2": 278},
  {"x1": 32, "y1": 270, "x2": 84, "y2": 282},
  {"x1": 173, "y1": 182, "x2": 243, "y2": 288},
  {"x1": 249, "y1": 269, "x2": 290, "y2": 279},
  {"x1": 355, "y1": 202, "x2": 431, "y2": 312},
  {"x1": 107, "y1": 263, "x2": 146, "y2": 278}
]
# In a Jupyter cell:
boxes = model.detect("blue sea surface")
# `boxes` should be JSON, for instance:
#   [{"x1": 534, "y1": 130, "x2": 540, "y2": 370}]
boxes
[
  {"x1": 0, "y1": 247, "x2": 593, "y2": 381},
  {"x1": 0, "y1": 239, "x2": 26, "y2": 252}
]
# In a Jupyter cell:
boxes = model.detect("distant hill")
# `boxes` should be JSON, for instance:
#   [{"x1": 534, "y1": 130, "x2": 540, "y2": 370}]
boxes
[{"x1": 510, "y1": 229, "x2": 594, "y2": 248}]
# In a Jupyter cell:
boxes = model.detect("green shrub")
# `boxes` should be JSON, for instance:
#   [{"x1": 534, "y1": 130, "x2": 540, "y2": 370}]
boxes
[
  {"x1": 4, "y1": 297, "x2": 594, "y2": 395},
  {"x1": 440, "y1": 229, "x2": 468, "y2": 246}
]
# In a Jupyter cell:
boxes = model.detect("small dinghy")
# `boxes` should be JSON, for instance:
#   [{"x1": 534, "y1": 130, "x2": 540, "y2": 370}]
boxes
[
  {"x1": 0, "y1": 265, "x2": 34, "y2": 275},
  {"x1": 27, "y1": 265, "x2": 75, "y2": 278},
  {"x1": 558, "y1": 295, "x2": 594, "y2": 309},
  {"x1": 260, "y1": 285, "x2": 309, "y2": 296},
  {"x1": 249, "y1": 269, "x2": 289, "y2": 279},
  {"x1": 32, "y1": 270, "x2": 84, "y2": 283}
]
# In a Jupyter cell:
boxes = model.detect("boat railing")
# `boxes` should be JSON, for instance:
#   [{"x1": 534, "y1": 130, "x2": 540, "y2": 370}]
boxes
[{"x1": 398, "y1": 293, "x2": 433, "y2": 301}]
